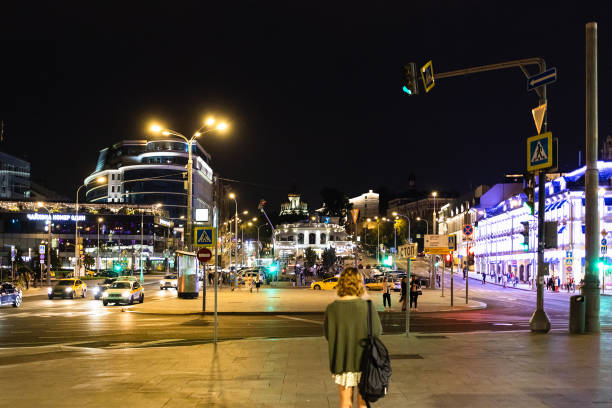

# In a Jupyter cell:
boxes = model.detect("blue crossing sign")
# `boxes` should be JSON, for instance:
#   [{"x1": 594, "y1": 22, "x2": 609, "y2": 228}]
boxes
[
  {"x1": 527, "y1": 132, "x2": 553, "y2": 171},
  {"x1": 194, "y1": 227, "x2": 215, "y2": 248},
  {"x1": 527, "y1": 67, "x2": 557, "y2": 91}
]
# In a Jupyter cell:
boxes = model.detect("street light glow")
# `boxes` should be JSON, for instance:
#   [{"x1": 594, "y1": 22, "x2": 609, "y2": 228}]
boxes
[
  {"x1": 243, "y1": 210, "x2": 249, "y2": 215},
  {"x1": 205, "y1": 117, "x2": 215, "y2": 126},
  {"x1": 96, "y1": 176, "x2": 106, "y2": 183},
  {"x1": 392, "y1": 211, "x2": 398, "y2": 216},
  {"x1": 150, "y1": 124, "x2": 163, "y2": 133},
  {"x1": 216, "y1": 122, "x2": 228, "y2": 131},
  {"x1": 37, "y1": 201, "x2": 44, "y2": 208},
  {"x1": 432, "y1": 191, "x2": 438, "y2": 197},
  {"x1": 416, "y1": 217, "x2": 421, "y2": 221},
  {"x1": 98, "y1": 217, "x2": 104, "y2": 222},
  {"x1": 229, "y1": 193, "x2": 236, "y2": 199}
]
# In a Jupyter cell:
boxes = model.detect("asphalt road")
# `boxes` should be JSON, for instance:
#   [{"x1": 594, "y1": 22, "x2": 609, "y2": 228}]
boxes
[{"x1": 1, "y1": 275, "x2": 610, "y2": 350}]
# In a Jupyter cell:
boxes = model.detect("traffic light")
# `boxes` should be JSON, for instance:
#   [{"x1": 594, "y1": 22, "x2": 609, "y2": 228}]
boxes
[
  {"x1": 523, "y1": 173, "x2": 535, "y2": 215},
  {"x1": 383, "y1": 256, "x2": 393, "y2": 267},
  {"x1": 520, "y1": 221, "x2": 529, "y2": 252},
  {"x1": 402, "y1": 63, "x2": 419, "y2": 95}
]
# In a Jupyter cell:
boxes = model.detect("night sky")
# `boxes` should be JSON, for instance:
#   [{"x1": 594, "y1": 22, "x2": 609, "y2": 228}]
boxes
[{"x1": 1, "y1": 1, "x2": 610, "y2": 213}]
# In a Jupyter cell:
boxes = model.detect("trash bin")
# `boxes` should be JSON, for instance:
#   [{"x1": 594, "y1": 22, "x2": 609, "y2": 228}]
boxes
[{"x1": 569, "y1": 295, "x2": 585, "y2": 334}]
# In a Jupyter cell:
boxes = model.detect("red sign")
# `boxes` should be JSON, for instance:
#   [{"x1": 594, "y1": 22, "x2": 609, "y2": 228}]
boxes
[{"x1": 197, "y1": 247, "x2": 213, "y2": 263}]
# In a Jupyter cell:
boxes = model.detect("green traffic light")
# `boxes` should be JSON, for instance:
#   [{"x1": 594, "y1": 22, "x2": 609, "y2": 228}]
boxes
[
  {"x1": 402, "y1": 86, "x2": 412, "y2": 95},
  {"x1": 523, "y1": 202, "x2": 534, "y2": 215}
]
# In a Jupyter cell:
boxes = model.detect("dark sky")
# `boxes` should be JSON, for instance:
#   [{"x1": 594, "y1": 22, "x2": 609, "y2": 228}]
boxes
[{"x1": 1, "y1": 1, "x2": 610, "y2": 214}]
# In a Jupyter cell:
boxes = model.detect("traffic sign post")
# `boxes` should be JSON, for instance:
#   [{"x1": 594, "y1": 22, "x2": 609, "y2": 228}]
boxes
[
  {"x1": 421, "y1": 60, "x2": 435, "y2": 93},
  {"x1": 527, "y1": 67, "x2": 557, "y2": 91},
  {"x1": 463, "y1": 224, "x2": 473, "y2": 237},
  {"x1": 194, "y1": 227, "x2": 216, "y2": 248},
  {"x1": 527, "y1": 132, "x2": 553, "y2": 172},
  {"x1": 197, "y1": 247, "x2": 213, "y2": 263}
]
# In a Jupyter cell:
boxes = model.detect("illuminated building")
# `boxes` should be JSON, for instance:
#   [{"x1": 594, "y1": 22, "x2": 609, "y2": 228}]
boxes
[
  {"x1": 84, "y1": 139, "x2": 214, "y2": 222},
  {"x1": 472, "y1": 162, "x2": 612, "y2": 289},
  {"x1": 0, "y1": 152, "x2": 30, "y2": 200},
  {"x1": 350, "y1": 190, "x2": 379, "y2": 220}
]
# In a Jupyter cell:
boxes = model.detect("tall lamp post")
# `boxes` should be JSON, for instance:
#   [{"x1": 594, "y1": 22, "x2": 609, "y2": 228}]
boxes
[
  {"x1": 417, "y1": 216, "x2": 433, "y2": 287},
  {"x1": 228, "y1": 193, "x2": 239, "y2": 269},
  {"x1": 75, "y1": 176, "x2": 106, "y2": 276},
  {"x1": 432, "y1": 191, "x2": 438, "y2": 235},
  {"x1": 150, "y1": 118, "x2": 228, "y2": 252},
  {"x1": 392, "y1": 211, "x2": 413, "y2": 336},
  {"x1": 416, "y1": 217, "x2": 429, "y2": 234},
  {"x1": 37, "y1": 202, "x2": 52, "y2": 286}
]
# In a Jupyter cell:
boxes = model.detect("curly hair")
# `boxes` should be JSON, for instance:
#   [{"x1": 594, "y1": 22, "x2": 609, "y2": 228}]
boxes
[{"x1": 336, "y1": 267, "x2": 364, "y2": 297}]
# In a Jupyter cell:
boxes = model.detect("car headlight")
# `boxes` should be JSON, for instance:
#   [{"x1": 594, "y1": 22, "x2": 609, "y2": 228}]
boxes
[
  {"x1": 102, "y1": 292, "x2": 109, "y2": 298},
  {"x1": 65, "y1": 287, "x2": 72, "y2": 293},
  {"x1": 161, "y1": 280, "x2": 165, "y2": 285},
  {"x1": 92, "y1": 287, "x2": 100, "y2": 295},
  {"x1": 122, "y1": 290, "x2": 131, "y2": 298},
  {"x1": 47, "y1": 288, "x2": 52, "y2": 294}
]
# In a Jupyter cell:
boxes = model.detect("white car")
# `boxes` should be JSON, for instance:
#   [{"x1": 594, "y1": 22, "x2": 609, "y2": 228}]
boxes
[
  {"x1": 102, "y1": 280, "x2": 144, "y2": 305},
  {"x1": 160, "y1": 274, "x2": 178, "y2": 290}
]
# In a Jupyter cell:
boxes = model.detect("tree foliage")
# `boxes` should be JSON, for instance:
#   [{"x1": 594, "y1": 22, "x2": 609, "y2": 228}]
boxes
[
  {"x1": 320, "y1": 187, "x2": 352, "y2": 218},
  {"x1": 322, "y1": 247, "x2": 337, "y2": 270},
  {"x1": 304, "y1": 247, "x2": 317, "y2": 269}
]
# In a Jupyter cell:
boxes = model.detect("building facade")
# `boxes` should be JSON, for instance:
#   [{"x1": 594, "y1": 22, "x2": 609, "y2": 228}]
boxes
[
  {"x1": 473, "y1": 162, "x2": 612, "y2": 289},
  {"x1": 350, "y1": 190, "x2": 379, "y2": 220},
  {"x1": 0, "y1": 152, "x2": 30, "y2": 200},
  {"x1": 0, "y1": 200, "x2": 178, "y2": 273},
  {"x1": 84, "y1": 138, "x2": 214, "y2": 222},
  {"x1": 274, "y1": 221, "x2": 353, "y2": 260}
]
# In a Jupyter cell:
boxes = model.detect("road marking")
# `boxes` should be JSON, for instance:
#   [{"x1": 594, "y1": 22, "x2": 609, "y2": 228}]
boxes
[{"x1": 275, "y1": 315, "x2": 323, "y2": 325}]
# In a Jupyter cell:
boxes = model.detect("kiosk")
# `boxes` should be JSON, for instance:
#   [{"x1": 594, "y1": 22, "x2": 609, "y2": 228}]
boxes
[{"x1": 176, "y1": 250, "x2": 199, "y2": 298}]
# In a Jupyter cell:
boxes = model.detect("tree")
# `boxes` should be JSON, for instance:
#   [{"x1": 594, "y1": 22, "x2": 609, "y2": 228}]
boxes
[
  {"x1": 304, "y1": 248, "x2": 317, "y2": 269},
  {"x1": 322, "y1": 247, "x2": 337, "y2": 270},
  {"x1": 50, "y1": 250, "x2": 61, "y2": 271},
  {"x1": 83, "y1": 254, "x2": 95, "y2": 270}
]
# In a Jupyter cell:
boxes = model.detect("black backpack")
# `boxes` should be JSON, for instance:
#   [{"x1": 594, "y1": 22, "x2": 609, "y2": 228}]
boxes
[{"x1": 358, "y1": 300, "x2": 392, "y2": 406}]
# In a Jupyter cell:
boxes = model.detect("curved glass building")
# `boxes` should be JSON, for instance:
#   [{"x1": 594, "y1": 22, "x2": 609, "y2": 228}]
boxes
[{"x1": 84, "y1": 138, "x2": 214, "y2": 222}]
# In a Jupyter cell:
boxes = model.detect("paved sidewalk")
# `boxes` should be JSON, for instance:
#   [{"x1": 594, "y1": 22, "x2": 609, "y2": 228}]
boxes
[
  {"x1": 1, "y1": 331, "x2": 610, "y2": 407},
  {"x1": 124, "y1": 287, "x2": 486, "y2": 315}
]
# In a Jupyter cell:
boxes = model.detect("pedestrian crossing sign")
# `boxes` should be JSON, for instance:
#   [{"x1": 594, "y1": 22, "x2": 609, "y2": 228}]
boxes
[
  {"x1": 194, "y1": 227, "x2": 215, "y2": 248},
  {"x1": 527, "y1": 132, "x2": 553, "y2": 171}
]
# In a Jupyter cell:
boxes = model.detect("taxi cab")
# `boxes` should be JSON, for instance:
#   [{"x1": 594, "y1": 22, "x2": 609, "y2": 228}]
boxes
[
  {"x1": 102, "y1": 280, "x2": 144, "y2": 306},
  {"x1": 48, "y1": 279, "x2": 87, "y2": 299},
  {"x1": 310, "y1": 277, "x2": 339, "y2": 290},
  {"x1": 365, "y1": 277, "x2": 385, "y2": 291}
]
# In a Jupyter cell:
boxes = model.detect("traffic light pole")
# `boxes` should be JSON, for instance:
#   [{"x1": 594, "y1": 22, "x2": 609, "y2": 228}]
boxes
[{"x1": 429, "y1": 56, "x2": 552, "y2": 330}]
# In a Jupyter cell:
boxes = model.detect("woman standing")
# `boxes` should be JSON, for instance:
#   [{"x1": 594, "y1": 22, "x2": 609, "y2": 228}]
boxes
[
  {"x1": 400, "y1": 276, "x2": 408, "y2": 311},
  {"x1": 382, "y1": 277, "x2": 391, "y2": 311},
  {"x1": 409, "y1": 276, "x2": 420, "y2": 310},
  {"x1": 324, "y1": 267, "x2": 382, "y2": 408}
]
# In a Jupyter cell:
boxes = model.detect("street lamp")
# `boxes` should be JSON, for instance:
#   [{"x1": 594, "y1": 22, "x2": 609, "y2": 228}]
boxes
[
  {"x1": 416, "y1": 217, "x2": 429, "y2": 234},
  {"x1": 432, "y1": 191, "x2": 438, "y2": 235},
  {"x1": 150, "y1": 118, "x2": 228, "y2": 251},
  {"x1": 392, "y1": 212, "x2": 412, "y2": 244},
  {"x1": 37, "y1": 202, "x2": 52, "y2": 286},
  {"x1": 75, "y1": 176, "x2": 106, "y2": 276},
  {"x1": 228, "y1": 193, "x2": 238, "y2": 269}
]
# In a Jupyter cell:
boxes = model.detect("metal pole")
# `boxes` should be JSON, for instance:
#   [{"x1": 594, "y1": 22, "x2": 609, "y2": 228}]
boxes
[
  {"x1": 406, "y1": 256, "x2": 411, "y2": 336},
  {"x1": 187, "y1": 140, "x2": 193, "y2": 252},
  {"x1": 140, "y1": 210, "x2": 144, "y2": 283},
  {"x1": 214, "y1": 183, "x2": 219, "y2": 345},
  {"x1": 529, "y1": 59, "x2": 552, "y2": 332},
  {"x1": 466, "y1": 244, "x2": 469, "y2": 304},
  {"x1": 257, "y1": 226, "x2": 260, "y2": 260},
  {"x1": 584, "y1": 21, "x2": 600, "y2": 333},
  {"x1": 450, "y1": 252, "x2": 454, "y2": 307},
  {"x1": 394, "y1": 225, "x2": 397, "y2": 269},
  {"x1": 234, "y1": 201, "x2": 238, "y2": 269},
  {"x1": 441, "y1": 255, "x2": 445, "y2": 296},
  {"x1": 377, "y1": 222, "x2": 380, "y2": 264},
  {"x1": 74, "y1": 185, "x2": 82, "y2": 277},
  {"x1": 97, "y1": 220, "x2": 100, "y2": 276}
]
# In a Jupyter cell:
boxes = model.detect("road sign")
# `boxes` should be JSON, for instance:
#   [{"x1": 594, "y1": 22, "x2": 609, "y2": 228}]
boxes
[
  {"x1": 463, "y1": 224, "x2": 473, "y2": 237},
  {"x1": 350, "y1": 208, "x2": 359, "y2": 225},
  {"x1": 602, "y1": 238, "x2": 608, "y2": 246},
  {"x1": 602, "y1": 229, "x2": 608, "y2": 237},
  {"x1": 527, "y1": 67, "x2": 557, "y2": 91},
  {"x1": 448, "y1": 235, "x2": 457, "y2": 251},
  {"x1": 602, "y1": 246, "x2": 608, "y2": 255},
  {"x1": 420, "y1": 60, "x2": 435, "y2": 93},
  {"x1": 532, "y1": 103, "x2": 547, "y2": 134},
  {"x1": 424, "y1": 234, "x2": 450, "y2": 254},
  {"x1": 39, "y1": 244, "x2": 45, "y2": 254},
  {"x1": 194, "y1": 227, "x2": 215, "y2": 248},
  {"x1": 527, "y1": 132, "x2": 553, "y2": 171},
  {"x1": 10, "y1": 245, "x2": 15, "y2": 262},
  {"x1": 564, "y1": 257, "x2": 573, "y2": 266},
  {"x1": 197, "y1": 247, "x2": 213, "y2": 263}
]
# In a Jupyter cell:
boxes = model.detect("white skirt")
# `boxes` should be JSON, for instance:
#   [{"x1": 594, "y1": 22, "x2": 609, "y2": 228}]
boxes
[{"x1": 333, "y1": 372, "x2": 362, "y2": 387}]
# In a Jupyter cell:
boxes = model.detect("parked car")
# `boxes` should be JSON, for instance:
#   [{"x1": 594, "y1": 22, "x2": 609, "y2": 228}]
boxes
[
  {"x1": 160, "y1": 274, "x2": 178, "y2": 290},
  {"x1": 102, "y1": 280, "x2": 144, "y2": 305},
  {"x1": 48, "y1": 279, "x2": 87, "y2": 299},
  {"x1": 0, "y1": 282, "x2": 22, "y2": 307},
  {"x1": 92, "y1": 278, "x2": 117, "y2": 300},
  {"x1": 238, "y1": 268, "x2": 266, "y2": 285}
]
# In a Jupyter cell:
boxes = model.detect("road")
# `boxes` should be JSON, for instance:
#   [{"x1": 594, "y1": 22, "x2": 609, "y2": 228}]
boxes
[{"x1": 1, "y1": 275, "x2": 610, "y2": 350}]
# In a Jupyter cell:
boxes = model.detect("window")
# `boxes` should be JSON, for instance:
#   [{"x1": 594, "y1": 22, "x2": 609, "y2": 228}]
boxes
[
  {"x1": 320, "y1": 233, "x2": 326, "y2": 244},
  {"x1": 298, "y1": 233, "x2": 304, "y2": 244},
  {"x1": 309, "y1": 233, "x2": 316, "y2": 244},
  {"x1": 288, "y1": 235, "x2": 294, "y2": 241},
  {"x1": 112, "y1": 174, "x2": 115, "y2": 180},
  {"x1": 111, "y1": 186, "x2": 115, "y2": 192}
]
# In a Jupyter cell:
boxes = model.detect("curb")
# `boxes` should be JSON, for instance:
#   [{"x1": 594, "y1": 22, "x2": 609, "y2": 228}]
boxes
[{"x1": 121, "y1": 301, "x2": 487, "y2": 316}]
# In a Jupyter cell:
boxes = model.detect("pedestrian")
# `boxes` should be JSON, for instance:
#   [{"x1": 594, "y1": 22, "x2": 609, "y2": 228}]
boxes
[
  {"x1": 409, "y1": 276, "x2": 420, "y2": 309},
  {"x1": 400, "y1": 276, "x2": 408, "y2": 311},
  {"x1": 324, "y1": 267, "x2": 381, "y2": 408},
  {"x1": 24, "y1": 271, "x2": 30, "y2": 290},
  {"x1": 248, "y1": 275, "x2": 254, "y2": 293},
  {"x1": 482, "y1": 272, "x2": 486, "y2": 285},
  {"x1": 382, "y1": 277, "x2": 391, "y2": 311},
  {"x1": 255, "y1": 275, "x2": 261, "y2": 293}
]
